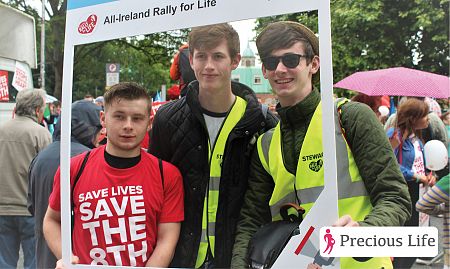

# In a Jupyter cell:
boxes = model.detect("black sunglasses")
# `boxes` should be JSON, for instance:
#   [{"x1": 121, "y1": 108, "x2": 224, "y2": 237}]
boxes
[{"x1": 262, "y1": 53, "x2": 309, "y2": 71}]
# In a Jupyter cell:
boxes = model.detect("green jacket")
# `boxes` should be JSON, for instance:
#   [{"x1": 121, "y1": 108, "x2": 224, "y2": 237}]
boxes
[{"x1": 231, "y1": 89, "x2": 411, "y2": 268}]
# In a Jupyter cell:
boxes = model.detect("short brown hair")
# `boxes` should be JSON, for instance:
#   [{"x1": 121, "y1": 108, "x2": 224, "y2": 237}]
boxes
[
  {"x1": 396, "y1": 98, "x2": 429, "y2": 138},
  {"x1": 104, "y1": 82, "x2": 151, "y2": 113},
  {"x1": 256, "y1": 21, "x2": 319, "y2": 83},
  {"x1": 256, "y1": 21, "x2": 318, "y2": 63},
  {"x1": 189, "y1": 23, "x2": 240, "y2": 58}
]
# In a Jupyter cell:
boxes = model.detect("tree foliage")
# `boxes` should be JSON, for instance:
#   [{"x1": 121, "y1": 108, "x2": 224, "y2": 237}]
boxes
[
  {"x1": 3, "y1": 0, "x2": 448, "y2": 100},
  {"x1": 1, "y1": 0, "x2": 189, "y2": 100},
  {"x1": 254, "y1": 0, "x2": 449, "y2": 97},
  {"x1": 72, "y1": 30, "x2": 188, "y2": 100}
]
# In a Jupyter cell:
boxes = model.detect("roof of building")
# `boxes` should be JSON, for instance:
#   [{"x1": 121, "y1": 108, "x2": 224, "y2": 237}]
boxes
[{"x1": 242, "y1": 41, "x2": 255, "y2": 58}]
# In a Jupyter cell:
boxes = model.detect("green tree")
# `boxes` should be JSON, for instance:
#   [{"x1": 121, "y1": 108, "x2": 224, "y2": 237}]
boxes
[
  {"x1": 72, "y1": 29, "x2": 189, "y2": 100},
  {"x1": 2, "y1": 0, "x2": 190, "y2": 100},
  {"x1": 254, "y1": 0, "x2": 449, "y2": 96}
]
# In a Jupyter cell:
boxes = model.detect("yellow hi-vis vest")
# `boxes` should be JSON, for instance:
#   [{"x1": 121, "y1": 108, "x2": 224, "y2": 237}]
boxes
[
  {"x1": 195, "y1": 96, "x2": 247, "y2": 268},
  {"x1": 257, "y1": 99, "x2": 392, "y2": 269}
]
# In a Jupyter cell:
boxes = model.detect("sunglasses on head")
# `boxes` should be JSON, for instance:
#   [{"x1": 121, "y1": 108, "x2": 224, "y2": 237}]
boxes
[{"x1": 262, "y1": 53, "x2": 309, "y2": 71}]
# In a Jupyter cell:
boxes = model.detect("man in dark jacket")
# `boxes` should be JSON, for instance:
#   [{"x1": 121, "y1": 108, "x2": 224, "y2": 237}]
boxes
[
  {"x1": 231, "y1": 22, "x2": 411, "y2": 268},
  {"x1": 149, "y1": 23, "x2": 278, "y2": 268},
  {"x1": 27, "y1": 100, "x2": 102, "y2": 269}
]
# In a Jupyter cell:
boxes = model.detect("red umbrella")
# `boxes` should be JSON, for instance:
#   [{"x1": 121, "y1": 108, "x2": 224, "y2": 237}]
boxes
[{"x1": 334, "y1": 67, "x2": 450, "y2": 98}]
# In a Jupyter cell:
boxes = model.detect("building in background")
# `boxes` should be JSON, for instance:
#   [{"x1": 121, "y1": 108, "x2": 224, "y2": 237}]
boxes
[{"x1": 232, "y1": 42, "x2": 276, "y2": 107}]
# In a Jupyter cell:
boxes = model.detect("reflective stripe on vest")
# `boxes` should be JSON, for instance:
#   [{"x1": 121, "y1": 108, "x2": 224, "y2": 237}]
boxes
[
  {"x1": 195, "y1": 96, "x2": 247, "y2": 268},
  {"x1": 257, "y1": 99, "x2": 392, "y2": 269}
]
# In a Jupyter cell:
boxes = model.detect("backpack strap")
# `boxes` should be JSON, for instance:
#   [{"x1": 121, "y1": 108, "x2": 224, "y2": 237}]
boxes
[
  {"x1": 71, "y1": 150, "x2": 91, "y2": 230},
  {"x1": 159, "y1": 158, "x2": 164, "y2": 191}
]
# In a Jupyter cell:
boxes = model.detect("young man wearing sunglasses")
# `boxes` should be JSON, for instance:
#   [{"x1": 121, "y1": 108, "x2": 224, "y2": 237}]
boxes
[
  {"x1": 149, "y1": 23, "x2": 278, "y2": 268},
  {"x1": 231, "y1": 21, "x2": 411, "y2": 268}
]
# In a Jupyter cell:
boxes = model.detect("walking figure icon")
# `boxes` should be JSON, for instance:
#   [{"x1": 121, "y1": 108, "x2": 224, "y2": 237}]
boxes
[{"x1": 323, "y1": 229, "x2": 335, "y2": 254}]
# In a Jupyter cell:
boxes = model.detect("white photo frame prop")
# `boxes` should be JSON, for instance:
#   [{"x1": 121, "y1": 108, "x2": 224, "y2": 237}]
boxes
[{"x1": 60, "y1": 0, "x2": 338, "y2": 268}]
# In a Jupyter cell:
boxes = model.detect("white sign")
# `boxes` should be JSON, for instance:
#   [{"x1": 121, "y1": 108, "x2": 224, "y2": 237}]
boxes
[
  {"x1": 12, "y1": 61, "x2": 32, "y2": 91},
  {"x1": 61, "y1": 0, "x2": 337, "y2": 268},
  {"x1": 106, "y1": 63, "x2": 120, "y2": 87},
  {"x1": 106, "y1": 73, "x2": 119, "y2": 86},
  {"x1": 319, "y1": 227, "x2": 439, "y2": 258}
]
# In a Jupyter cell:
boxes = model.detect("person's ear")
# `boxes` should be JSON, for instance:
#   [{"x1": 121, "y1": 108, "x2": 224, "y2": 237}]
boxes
[
  {"x1": 189, "y1": 53, "x2": 194, "y2": 68},
  {"x1": 100, "y1": 111, "x2": 106, "y2": 128},
  {"x1": 310, "y1": 55, "x2": 320, "y2": 75},
  {"x1": 262, "y1": 65, "x2": 268, "y2": 79},
  {"x1": 231, "y1": 53, "x2": 241, "y2": 70},
  {"x1": 146, "y1": 114, "x2": 151, "y2": 132},
  {"x1": 35, "y1": 107, "x2": 42, "y2": 121}
]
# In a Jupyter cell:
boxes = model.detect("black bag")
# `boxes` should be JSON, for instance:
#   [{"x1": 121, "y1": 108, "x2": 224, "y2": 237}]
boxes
[{"x1": 247, "y1": 203, "x2": 305, "y2": 269}]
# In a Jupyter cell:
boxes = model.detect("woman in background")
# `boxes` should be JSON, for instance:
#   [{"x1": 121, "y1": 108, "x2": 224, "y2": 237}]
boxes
[{"x1": 387, "y1": 98, "x2": 437, "y2": 269}]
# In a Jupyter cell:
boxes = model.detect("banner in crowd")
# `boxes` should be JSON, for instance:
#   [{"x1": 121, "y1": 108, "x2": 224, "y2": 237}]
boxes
[
  {"x1": 0, "y1": 70, "x2": 9, "y2": 101},
  {"x1": 12, "y1": 61, "x2": 31, "y2": 91}
]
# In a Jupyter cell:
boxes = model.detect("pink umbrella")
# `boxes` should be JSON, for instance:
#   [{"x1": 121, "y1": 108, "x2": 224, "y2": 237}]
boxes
[{"x1": 334, "y1": 67, "x2": 450, "y2": 98}]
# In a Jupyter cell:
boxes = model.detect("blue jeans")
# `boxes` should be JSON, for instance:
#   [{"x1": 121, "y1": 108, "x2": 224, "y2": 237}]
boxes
[{"x1": 0, "y1": 216, "x2": 36, "y2": 269}]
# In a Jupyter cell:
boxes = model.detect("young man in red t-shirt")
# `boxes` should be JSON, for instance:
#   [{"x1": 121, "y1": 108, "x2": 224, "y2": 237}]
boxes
[{"x1": 43, "y1": 82, "x2": 184, "y2": 268}]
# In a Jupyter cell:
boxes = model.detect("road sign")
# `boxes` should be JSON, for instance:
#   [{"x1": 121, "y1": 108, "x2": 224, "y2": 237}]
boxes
[{"x1": 105, "y1": 63, "x2": 119, "y2": 87}]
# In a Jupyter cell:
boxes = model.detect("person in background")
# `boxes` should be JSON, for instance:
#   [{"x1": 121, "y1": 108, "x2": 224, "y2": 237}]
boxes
[
  {"x1": 232, "y1": 21, "x2": 410, "y2": 269},
  {"x1": 43, "y1": 82, "x2": 184, "y2": 267},
  {"x1": 53, "y1": 100, "x2": 61, "y2": 115},
  {"x1": 425, "y1": 97, "x2": 442, "y2": 117},
  {"x1": 385, "y1": 97, "x2": 448, "y2": 179},
  {"x1": 441, "y1": 111, "x2": 450, "y2": 158},
  {"x1": 83, "y1": 94, "x2": 94, "y2": 102},
  {"x1": 27, "y1": 100, "x2": 103, "y2": 269},
  {"x1": 150, "y1": 23, "x2": 278, "y2": 268},
  {"x1": 0, "y1": 88, "x2": 52, "y2": 269},
  {"x1": 170, "y1": 43, "x2": 197, "y2": 97},
  {"x1": 387, "y1": 98, "x2": 436, "y2": 269},
  {"x1": 43, "y1": 100, "x2": 62, "y2": 135},
  {"x1": 94, "y1": 96, "x2": 104, "y2": 110},
  {"x1": 167, "y1": 84, "x2": 181, "y2": 100},
  {"x1": 416, "y1": 174, "x2": 449, "y2": 269},
  {"x1": 351, "y1": 93, "x2": 388, "y2": 124}
]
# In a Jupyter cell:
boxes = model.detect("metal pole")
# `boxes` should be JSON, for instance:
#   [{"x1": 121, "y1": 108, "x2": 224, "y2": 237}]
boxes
[
  {"x1": 161, "y1": 84, "x2": 166, "y2": 101},
  {"x1": 40, "y1": 0, "x2": 45, "y2": 91}
]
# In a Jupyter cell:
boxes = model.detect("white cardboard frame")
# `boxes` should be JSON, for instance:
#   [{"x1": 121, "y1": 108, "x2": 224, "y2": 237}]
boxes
[{"x1": 60, "y1": 0, "x2": 339, "y2": 267}]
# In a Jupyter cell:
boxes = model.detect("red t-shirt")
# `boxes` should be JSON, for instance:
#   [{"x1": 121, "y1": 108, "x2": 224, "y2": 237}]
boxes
[{"x1": 49, "y1": 145, "x2": 184, "y2": 266}]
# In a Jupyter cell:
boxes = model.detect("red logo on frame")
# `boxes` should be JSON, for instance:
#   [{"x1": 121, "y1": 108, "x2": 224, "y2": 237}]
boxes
[{"x1": 78, "y1": 14, "x2": 97, "y2": 34}]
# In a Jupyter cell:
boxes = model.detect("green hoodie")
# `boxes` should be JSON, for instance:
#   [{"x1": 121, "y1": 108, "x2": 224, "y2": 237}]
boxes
[{"x1": 231, "y1": 89, "x2": 411, "y2": 268}]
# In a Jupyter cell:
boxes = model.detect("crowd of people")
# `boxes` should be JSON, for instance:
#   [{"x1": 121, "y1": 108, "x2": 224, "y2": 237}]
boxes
[{"x1": 0, "y1": 21, "x2": 448, "y2": 269}]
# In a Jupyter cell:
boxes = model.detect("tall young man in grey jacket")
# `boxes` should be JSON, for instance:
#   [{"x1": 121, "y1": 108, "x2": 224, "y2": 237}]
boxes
[{"x1": 0, "y1": 88, "x2": 51, "y2": 269}]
